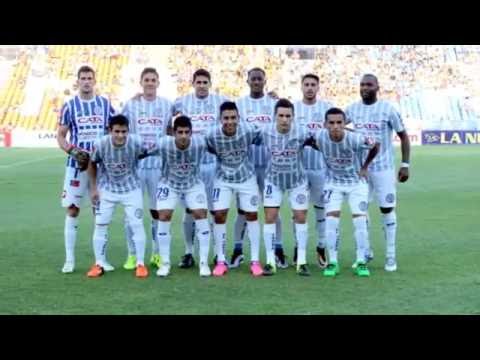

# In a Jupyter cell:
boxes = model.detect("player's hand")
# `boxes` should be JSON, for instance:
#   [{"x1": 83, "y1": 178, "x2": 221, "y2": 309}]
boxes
[
  {"x1": 68, "y1": 147, "x2": 90, "y2": 171},
  {"x1": 91, "y1": 189, "x2": 100, "y2": 206},
  {"x1": 359, "y1": 167, "x2": 368, "y2": 179},
  {"x1": 398, "y1": 166, "x2": 409, "y2": 183},
  {"x1": 267, "y1": 90, "x2": 279, "y2": 100}
]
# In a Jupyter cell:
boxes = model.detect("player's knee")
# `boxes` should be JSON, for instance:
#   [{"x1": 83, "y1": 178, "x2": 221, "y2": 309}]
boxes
[
  {"x1": 380, "y1": 207, "x2": 394, "y2": 214},
  {"x1": 191, "y1": 209, "x2": 207, "y2": 220},
  {"x1": 67, "y1": 206, "x2": 80, "y2": 217},
  {"x1": 327, "y1": 211, "x2": 341, "y2": 218},
  {"x1": 150, "y1": 209, "x2": 159, "y2": 219},
  {"x1": 264, "y1": 208, "x2": 278, "y2": 224},
  {"x1": 245, "y1": 212, "x2": 258, "y2": 221},
  {"x1": 185, "y1": 208, "x2": 192, "y2": 214},
  {"x1": 352, "y1": 213, "x2": 367, "y2": 218},
  {"x1": 214, "y1": 211, "x2": 228, "y2": 224},
  {"x1": 158, "y1": 211, "x2": 173, "y2": 222},
  {"x1": 293, "y1": 211, "x2": 307, "y2": 224}
]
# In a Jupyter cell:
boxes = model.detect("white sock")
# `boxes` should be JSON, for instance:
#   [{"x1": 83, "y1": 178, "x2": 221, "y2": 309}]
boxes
[
  {"x1": 247, "y1": 220, "x2": 261, "y2": 262},
  {"x1": 131, "y1": 223, "x2": 146, "y2": 266},
  {"x1": 151, "y1": 219, "x2": 159, "y2": 255},
  {"x1": 326, "y1": 217, "x2": 340, "y2": 263},
  {"x1": 315, "y1": 207, "x2": 326, "y2": 249},
  {"x1": 195, "y1": 219, "x2": 210, "y2": 265},
  {"x1": 93, "y1": 224, "x2": 108, "y2": 265},
  {"x1": 353, "y1": 216, "x2": 368, "y2": 263},
  {"x1": 383, "y1": 211, "x2": 397, "y2": 258},
  {"x1": 213, "y1": 223, "x2": 227, "y2": 263},
  {"x1": 292, "y1": 217, "x2": 297, "y2": 248},
  {"x1": 64, "y1": 215, "x2": 78, "y2": 263},
  {"x1": 183, "y1": 212, "x2": 195, "y2": 255},
  {"x1": 263, "y1": 223, "x2": 276, "y2": 264},
  {"x1": 124, "y1": 219, "x2": 136, "y2": 256},
  {"x1": 158, "y1": 221, "x2": 171, "y2": 264},
  {"x1": 295, "y1": 223, "x2": 308, "y2": 265},
  {"x1": 274, "y1": 217, "x2": 283, "y2": 249},
  {"x1": 233, "y1": 213, "x2": 247, "y2": 250}
]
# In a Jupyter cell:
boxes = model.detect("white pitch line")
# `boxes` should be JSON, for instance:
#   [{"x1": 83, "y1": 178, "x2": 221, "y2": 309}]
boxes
[{"x1": 0, "y1": 155, "x2": 64, "y2": 169}]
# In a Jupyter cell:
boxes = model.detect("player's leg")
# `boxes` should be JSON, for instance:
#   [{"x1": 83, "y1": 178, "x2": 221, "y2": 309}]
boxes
[
  {"x1": 61, "y1": 168, "x2": 88, "y2": 273},
  {"x1": 87, "y1": 190, "x2": 116, "y2": 277},
  {"x1": 373, "y1": 170, "x2": 398, "y2": 271},
  {"x1": 272, "y1": 166, "x2": 285, "y2": 266},
  {"x1": 323, "y1": 184, "x2": 343, "y2": 277},
  {"x1": 156, "y1": 183, "x2": 178, "y2": 277},
  {"x1": 211, "y1": 180, "x2": 232, "y2": 276},
  {"x1": 237, "y1": 176, "x2": 263, "y2": 276},
  {"x1": 146, "y1": 168, "x2": 162, "y2": 268},
  {"x1": 263, "y1": 181, "x2": 282, "y2": 275},
  {"x1": 290, "y1": 182, "x2": 310, "y2": 276},
  {"x1": 186, "y1": 183, "x2": 211, "y2": 277},
  {"x1": 123, "y1": 188, "x2": 149, "y2": 278},
  {"x1": 348, "y1": 182, "x2": 370, "y2": 277},
  {"x1": 181, "y1": 208, "x2": 195, "y2": 267}
]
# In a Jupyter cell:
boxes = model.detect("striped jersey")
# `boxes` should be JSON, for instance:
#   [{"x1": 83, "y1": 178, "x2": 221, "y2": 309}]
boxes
[
  {"x1": 157, "y1": 135, "x2": 206, "y2": 191},
  {"x1": 91, "y1": 134, "x2": 156, "y2": 194},
  {"x1": 59, "y1": 95, "x2": 115, "y2": 168},
  {"x1": 345, "y1": 100, "x2": 405, "y2": 172},
  {"x1": 237, "y1": 94, "x2": 276, "y2": 167},
  {"x1": 206, "y1": 123, "x2": 261, "y2": 183},
  {"x1": 314, "y1": 129, "x2": 375, "y2": 186},
  {"x1": 259, "y1": 124, "x2": 311, "y2": 190},
  {"x1": 294, "y1": 99, "x2": 332, "y2": 170},
  {"x1": 173, "y1": 93, "x2": 228, "y2": 165},
  {"x1": 122, "y1": 96, "x2": 173, "y2": 169}
]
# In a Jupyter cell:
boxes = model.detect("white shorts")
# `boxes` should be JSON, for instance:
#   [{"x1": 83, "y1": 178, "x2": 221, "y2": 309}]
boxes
[
  {"x1": 156, "y1": 181, "x2": 208, "y2": 211},
  {"x1": 306, "y1": 169, "x2": 327, "y2": 208},
  {"x1": 368, "y1": 169, "x2": 397, "y2": 208},
  {"x1": 61, "y1": 167, "x2": 90, "y2": 208},
  {"x1": 94, "y1": 188, "x2": 145, "y2": 226},
  {"x1": 212, "y1": 176, "x2": 260, "y2": 212},
  {"x1": 199, "y1": 163, "x2": 216, "y2": 211},
  {"x1": 263, "y1": 180, "x2": 310, "y2": 211},
  {"x1": 323, "y1": 181, "x2": 369, "y2": 215},
  {"x1": 138, "y1": 167, "x2": 161, "y2": 210}
]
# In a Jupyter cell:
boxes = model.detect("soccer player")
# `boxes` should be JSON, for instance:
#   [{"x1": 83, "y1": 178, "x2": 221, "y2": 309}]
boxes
[
  {"x1": 86, "y1": 114, "x2": 156, "y2": 278},
  {"x1": 57, "y1": 65, "x2": 115, "y2": 274},
  {"x1": 121, "y1": 67, "x2": 173, "y2": 271},
  {"x1": 205, "y1": 101, "x2": 263, "y2": 277},
  {"x1": 345, "y1": 74, "x2": 410, "y2": 272},
  {"x1": 259, "y1": 99, "x2": 316, "y2": 276},
  {"x1": 173, "y1": 69, "x2": 228, "y2": 269},
  {"x1": 232, "y1": 68, "x2": 288, "y2": 269},
  {"x1": 155, "y1": 115, "x2": 212, "y2": 277},
  {"x1": 313, "y1": 107, "x2": 379, "y2": 277},
  {"x1": 293, "y1": 73, "x2": 333, "y2": 268}
]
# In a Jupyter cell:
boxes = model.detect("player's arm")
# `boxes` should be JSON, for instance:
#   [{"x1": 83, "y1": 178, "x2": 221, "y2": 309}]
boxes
[
  {"x1": 397, "y1": 130, "x2": 410, "y2": 183},
  {"x1": 57, "y1": 111, "x2": 89, "y2": 170},
  {"x1": 359, "y1": 140, "x2": 380, "y2": 179}
]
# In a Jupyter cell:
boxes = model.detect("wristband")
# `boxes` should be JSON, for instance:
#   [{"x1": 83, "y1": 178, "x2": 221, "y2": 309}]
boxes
[{"x1": 401, "y1": 162, "x2": 410, "y2": 168}]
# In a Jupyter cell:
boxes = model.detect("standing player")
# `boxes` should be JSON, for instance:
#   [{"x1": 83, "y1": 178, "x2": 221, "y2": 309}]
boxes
[
  {"x1": 260, "y1": 99, "x2": 316, "y2": 276},
  {"x1": 232, "y1": 68, "x2": 288, "y2": 269},
  {"x1": 345, "y1": 74, "x2": 410, "y2": 272},
  {"x1": 205, "y1": 101, "x2": 263, "y2": 277},
  {"x1": 86, "y1": 114, "x2": 155, "y2": 278},
  {"x1": 173, "y1": 69, "x2": 228, "y2": 269},
  {"x1": 121, "y1": 67, "x2": 173, "y2": 271},
  {"x1": 155, "y1": 116, "x2": 212, "y2": 277},
  {"x1": 313, "y1": 108, "x2": 379, "y2": 277},
  {"x1": 293, "y1": 73, "x2": 333, "y2": 268},
  {"x1": 57, "y1": 65, "x2": 115, "y2": 274}
]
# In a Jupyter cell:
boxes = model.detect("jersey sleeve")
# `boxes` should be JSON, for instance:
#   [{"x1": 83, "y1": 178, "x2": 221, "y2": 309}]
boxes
[
  {"x1": 90, "y1": 139, "x2": 102, "y2": 163},
  {"x1": 59, "y1": 103, "x2": 71, "y2": 127},
  {"x1": 388, "y1": 106, "x2": 406, "y2": 133},
  {"x1": 344, "y1": 106, "x2": 353, "y2": 125},
  {"x1": 352, "y1": 133, "x2": 375, "y2": 152}
]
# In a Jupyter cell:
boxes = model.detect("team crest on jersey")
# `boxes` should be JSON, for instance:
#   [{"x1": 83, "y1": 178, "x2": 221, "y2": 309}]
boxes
[
  {"x1": 386, "y1": 193, "x2": 395, "y2": 203},
  {"x1": 94, "y1": 106, "x2": 103, "y2": 115},
  {"x1": 250, "y1": 195, "x2": 259, "y2": 207},
  {"x1": 196, "y1": 194, "x2": 206, "y2": 204},
  {"x1": 296, "y1": 194, "x2": 307, "y2": 204},
  {"x1": 135, "y1": 208, "x2": 143, "y2": 219},
  {"x1": 359, "y1": 201, "x2": 368, "y2": 211}
]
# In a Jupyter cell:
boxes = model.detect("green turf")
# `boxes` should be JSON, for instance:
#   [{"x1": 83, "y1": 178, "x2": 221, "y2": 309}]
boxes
[{"x1": 0, "y1": 146, "x2": 479, "y2": 314}]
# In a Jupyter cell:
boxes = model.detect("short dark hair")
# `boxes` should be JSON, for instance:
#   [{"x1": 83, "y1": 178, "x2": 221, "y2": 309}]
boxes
[
  {"x1": 324, "y1": 107, "x2": 346, "y2": 121},
  {"x1": 109, "y1": 114, "x2": 129, "y2": 129},
  {"x1": 193, "y1": 69, "x2": 211, "y2": 82},
  {"x1": 247, "y1": 67, "x2": 266, "y2": 78},
  {"x1": 301, "y1": 73, "x2": 319, "y2": 83},
  {"x1": 219, "y1": 101, "x2": 238, "y2": 115},
  {"x1": 362, "y1": 73, "x2": 379, "y2": 84},
  {"x1": 140, "y1": 67, "x2": 159, "y2": 80},
  {"x1": 77, "y1": 65, "x2": 95, "y2": 79},
  {"x1": 173, "y1": 115, "x2": 192, "y2": 132},
  {"x1": 274, "y1": 98, "x2": 294, "y2": 115}
]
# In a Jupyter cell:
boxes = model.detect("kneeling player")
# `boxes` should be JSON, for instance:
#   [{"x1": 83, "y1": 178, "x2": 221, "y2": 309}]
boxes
[
  {"x1": 86, "y1": 115, "x2": 156, "y2": 278},
  {"x1": 206, "y1": 101, "x2": 263, "y2": 277},
  {"x1": 155, "y1": 116, "x2": 212, "y2": 277},
  {"x1": 313, "y1": 108, "x2": 379, "y2": 277}
]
